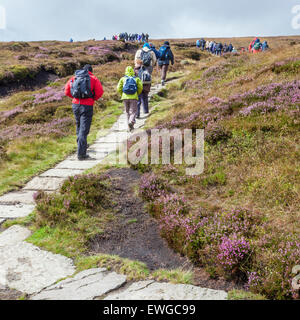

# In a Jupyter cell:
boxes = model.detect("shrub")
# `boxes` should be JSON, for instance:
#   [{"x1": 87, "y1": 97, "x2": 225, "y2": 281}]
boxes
[
  {"x1": 217, "y1": 234, "x2": 252, "y2": 276},
  {"x1": 35, "y1": 174, "x2": 112, "y2": 227},
  {"x1": 139, "y1": 173, "x2": 169, "y2": 201},
  {"x1": 205, "y1": 123, "x2": 232, "y2": 145}
]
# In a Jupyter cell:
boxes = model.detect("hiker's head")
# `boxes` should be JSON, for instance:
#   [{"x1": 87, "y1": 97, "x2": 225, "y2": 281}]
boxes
[
  {"x1": 83, "y1": 64, "x2": 93, "y2": 73},
  {"x1": 125, "y1": 66, "x2": 135, "y2": 77},
  {"x1": 149, "y1": 43, "x2": 155, "y2": 48},
  {"x1": 143, "y1": 43, "x2": 151, "y2": 49},
  {"x1": 164, "y1": 41, "x2": 170, "y2": 46}
]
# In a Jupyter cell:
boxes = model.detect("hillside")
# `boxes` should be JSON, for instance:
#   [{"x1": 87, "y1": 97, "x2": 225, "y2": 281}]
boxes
[{"x1": 0, "y1": 36, "x2": 299, "y2": 300}]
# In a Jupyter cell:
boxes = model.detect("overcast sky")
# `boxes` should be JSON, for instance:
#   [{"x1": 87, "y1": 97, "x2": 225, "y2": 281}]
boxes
[{"x1": 0, "y1": 0, "x2": 299, "y2": 41}]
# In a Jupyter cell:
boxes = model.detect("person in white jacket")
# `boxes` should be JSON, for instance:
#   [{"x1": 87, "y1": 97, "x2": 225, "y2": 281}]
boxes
[{"x1": 135, "y1": 43, "x2": 157, "y2": 75}]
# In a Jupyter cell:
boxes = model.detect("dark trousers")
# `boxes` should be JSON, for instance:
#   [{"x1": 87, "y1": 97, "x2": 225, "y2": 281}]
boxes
[
  {"x1": 137, "y1": 92, "x2": 149, "y2": 118},
  {"x1": 72, "y1": 104, "x2": 93, "y2": 157}
]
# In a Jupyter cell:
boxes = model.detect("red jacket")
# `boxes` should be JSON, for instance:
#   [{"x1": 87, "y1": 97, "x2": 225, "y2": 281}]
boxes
[{"x1": 65, "y1": 71, "x2": 104, "y2": 106}]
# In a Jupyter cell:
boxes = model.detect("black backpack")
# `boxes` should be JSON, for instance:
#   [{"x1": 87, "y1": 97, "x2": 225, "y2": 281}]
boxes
[
  {"x1": 138, "y1": 67, "x2": 152, "y2": 84},
  {"x1": 141, "y1": 50, "x2": 152, "y2": 67},
  {"x1": 70, "y1": 69, "x2": 94, "y2": 99}
]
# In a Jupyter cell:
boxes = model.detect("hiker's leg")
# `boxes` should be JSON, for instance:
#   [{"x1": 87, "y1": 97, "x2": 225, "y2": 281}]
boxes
[
  {"x1": 72, "y1": 104, "x2": 81, "y2": 155},
  {"x1": 124, "y1": 100, "x2": 130, "y2": 123},
  {"x1": 137, "y1": 95, "x2": 142, "y2": 118},
  {"x1": 77, "y1": 105, "x2": 93, "y2": 157},
  {"x1": 162, "y1": 65, "x2": 169, "y2": 81},
  {"x1": 128, "y1": 100, "x2": 138, "y2": 125},
  {"x1": 142, "y1": 92, "x2": 149, "y2": 114}
]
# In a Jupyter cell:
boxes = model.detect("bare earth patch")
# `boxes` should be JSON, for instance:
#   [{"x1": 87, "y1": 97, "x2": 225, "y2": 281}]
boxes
[{"x1": 89, "y1": 168, "x2": 241, "y2": 292}]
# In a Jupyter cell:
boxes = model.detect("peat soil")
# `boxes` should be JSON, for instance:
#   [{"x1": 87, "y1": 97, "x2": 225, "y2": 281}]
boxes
[
  {"x1": 89, "y1": 168, "x2": 242, "y2": 292},
  {"x1": 0, "y1": 71, "x2": 59, "y2": 97}
]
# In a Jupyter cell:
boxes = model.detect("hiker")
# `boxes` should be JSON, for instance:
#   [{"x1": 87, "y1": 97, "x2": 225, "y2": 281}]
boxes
[
  {"x1": 196, "y1": 40, "x2": 201, "y2": 48},
  {"x1": 216, "y1": 43, "x2": 223, "y2": 56},
  {"x1": 253, "y1": 40, "x2": 262, "y2": 53},
  {"x1": 136, "y1": 65, "x2": 152, "y2": 119},
  {"x1": 228, "y1": 43, "x2": 233, "y2": 52},
  {"x1": 201, "y1": 39, "x2": 206, "y2": 51},
  {"x1": 262, "y1": 41, "x2": 269, "y2": 51},
  {"x1": 117, "y1": 66, "x2": 143, "y2": 132},
  {"x1": 158, "y1": 41, "x2": 174, "y2": 86},
  {"x1": 70, "y1": 38, "x2": 74, "y2": 43},
  {"x1": 65, "y1": 64, "x2": 104, "y2": 161},
  {"x1": 135, "y1": 43, "x2": 157, "y2": 75}
]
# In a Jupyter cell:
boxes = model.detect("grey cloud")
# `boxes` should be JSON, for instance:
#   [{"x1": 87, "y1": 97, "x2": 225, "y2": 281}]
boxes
[{"x1": 0, "y1": 0, "x2": 299, "y2": 41}]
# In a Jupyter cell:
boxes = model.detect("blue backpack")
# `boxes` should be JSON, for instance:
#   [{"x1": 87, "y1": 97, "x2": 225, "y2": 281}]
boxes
[
  {"x1": 123, "y1": 76, "x2": 138, "y2": 95},
  {"x1": 159, "y1": 46, "x2": 169, "y2": 60},
  {"x1": 70, "y1": 69, "x2": 94, "y2": 99}
]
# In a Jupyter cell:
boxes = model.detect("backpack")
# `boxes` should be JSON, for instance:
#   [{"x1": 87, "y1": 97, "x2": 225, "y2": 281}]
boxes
[
  {"x1": 138, "y1": 67, "x2": 152, "y2": 84},
  {"x1": 254, "y1": 42, "x2": 261, "y2": 50},
  {"x1": 159, "y1": 46, "x2": 168, "y2": 60},
  {"x1": 141, "y1": 50, "x2": 152, "y2": 67},
  {"x1": 70, "y1": 69, "x2": 94, "y2": 99},
  {"x1": 123, "y1": 76, "x2": 138, "y2": 95}
]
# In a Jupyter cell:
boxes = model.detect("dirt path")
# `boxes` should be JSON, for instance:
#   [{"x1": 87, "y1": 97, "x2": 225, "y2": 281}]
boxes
[{"x1": 90, "y1": 168, "x2": 192, "y2": 271}]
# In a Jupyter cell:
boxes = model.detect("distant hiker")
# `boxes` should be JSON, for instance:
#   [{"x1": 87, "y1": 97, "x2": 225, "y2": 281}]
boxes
[
  {"x1": 196, "y1": 40, "x2": 201, "y2": 48},
  {"x1": 201, "y1": 38, "x2": 206, "y2": 51},
  {"x1": 253, "y1": 40, "x2": 262, "y2": 53},
  {"x1": 70, "y1": 38, "x2": 74, "y2": 43},
  {"x1": 65, "y1": 65, "x2": 104, "y2": 160},
  {"x1": 262, "y1": 41, "x2": 269, "y2": 51},
  {"x1": 228, "y1": 43, "x2": 233, "y2": 52},
  {"x1": 136, "y1": 65, "x2": 152, "y2": 119},
  {"x1": 135, "y1": 43, "x2": 157, "y2": 75},
  {"x1": 117, "y1": 66, "x2": 143, "y2": 132},
  {"x1": 216, "y1": 43, "x2": 223, "y2": 56},
  {"x1": 158, "y1": 41, "x2": 174, "y2": 86}
]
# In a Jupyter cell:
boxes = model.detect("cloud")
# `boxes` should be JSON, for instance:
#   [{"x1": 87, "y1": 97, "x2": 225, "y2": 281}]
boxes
[{"x1": 0, "y1": 0, "x2": 298, "y2": 41}]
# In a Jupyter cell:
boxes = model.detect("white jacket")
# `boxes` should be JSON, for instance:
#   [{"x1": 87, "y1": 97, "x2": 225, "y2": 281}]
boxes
[{"x1": 135, "y1": 47, "x2": 157, "y2": 68}]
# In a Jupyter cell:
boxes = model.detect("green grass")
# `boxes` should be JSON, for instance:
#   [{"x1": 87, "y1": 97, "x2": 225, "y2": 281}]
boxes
[{"x1": 228, "y1": 290, "x2": 267, "y2": 300}]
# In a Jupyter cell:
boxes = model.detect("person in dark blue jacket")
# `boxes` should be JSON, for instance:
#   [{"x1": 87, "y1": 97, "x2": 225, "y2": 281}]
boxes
[{"x1": 158, "y1": 41, "x2": 174, "y2": 86}]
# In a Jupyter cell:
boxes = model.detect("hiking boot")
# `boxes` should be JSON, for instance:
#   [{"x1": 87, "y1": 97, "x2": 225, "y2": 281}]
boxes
[
  {"x1": 78, "y1": 154, "x2": 94, "y2": 161},
  {"x1": 128, "y1": 123, "x2": 134, "y2": 132}
]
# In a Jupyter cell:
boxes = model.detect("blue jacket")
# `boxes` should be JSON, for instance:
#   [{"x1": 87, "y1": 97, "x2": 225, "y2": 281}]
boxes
[
  {"x1": 151, "y1": 47, "x2": 161, "y2": 59},
  {"x1": 158, "y1": 45, "x2": 174, "y2": 66}
]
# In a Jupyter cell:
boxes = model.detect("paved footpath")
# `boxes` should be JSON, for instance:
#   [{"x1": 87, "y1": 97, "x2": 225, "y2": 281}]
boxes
[{"x1": 0, "y1": 83, "x2": 228, "y2": 300}]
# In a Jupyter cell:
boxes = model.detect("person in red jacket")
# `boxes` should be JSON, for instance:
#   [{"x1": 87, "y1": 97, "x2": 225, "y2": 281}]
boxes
[{"x1": 65, "y1": 64, "x2": 104, "y2": 160}]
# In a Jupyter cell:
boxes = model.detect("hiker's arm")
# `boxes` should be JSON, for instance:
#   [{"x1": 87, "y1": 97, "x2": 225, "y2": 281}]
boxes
[
  {"x1": 152, "y1": 51, "x2": 157, "y2": 66},
  {"x1": 137, "y1": 78, "x2": 143, "y2": 96},
  {"x1": 135, "y1": 50, "x2": 141, "y2": 64},
  {"x1": 117, "y1": 78, "x2": 124, "y2": 95},
  {"x1": 64, "y1": 78, "x2": 73, "y2": 98},
  {"x1": 170, "y1": 50, "x2": 174, "y2": 65},
  {"x1": 93, "y1": 79, "x2": 104, "y2": 101}
]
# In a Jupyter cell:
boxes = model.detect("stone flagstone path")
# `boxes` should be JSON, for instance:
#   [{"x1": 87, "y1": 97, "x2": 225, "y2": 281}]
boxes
[{"x1": 0, "y1": 82, "x2": 228, "y2": 300}]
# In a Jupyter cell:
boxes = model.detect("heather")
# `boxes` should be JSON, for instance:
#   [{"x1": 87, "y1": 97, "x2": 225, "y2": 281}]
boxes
[{"x1": 139, "y1": 38, "x2": 300, "y2": 299}]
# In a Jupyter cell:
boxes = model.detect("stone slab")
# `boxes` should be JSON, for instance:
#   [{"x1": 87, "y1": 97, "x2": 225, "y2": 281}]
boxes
[
  {"x1": 0, "y1": 191, "x2": 36, "y2": 205},
  {"x1": 105, "y1": 281, "x2": 228, "y2": 300},
  {"x1": 23, "y1": 177, "x2": 65, "y2": 191},
  {"x1": 40, "y1": 169, "x2": 84, "y2": 178},
  {"x1": 67, "y1": 152, "x2": 108, "y2": 161},
  {"x1": 55, "y1": 160, "x2": 102, "y2": 170},
  {"x1": 0, "y1": 240, "x2": 76, "y2": 294},
  {"x1": 0, "y1": 204, "x2": 35, "y2": 219},
  {"x1": 0, "y1": 226, "x2": 31, "y2": 247},
  {"x1": 0, "y1": 219, "x2": 5, "y2": 225},
  {"x1": 31, "y1": 268, "x2": 127, "y2": 300}
]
